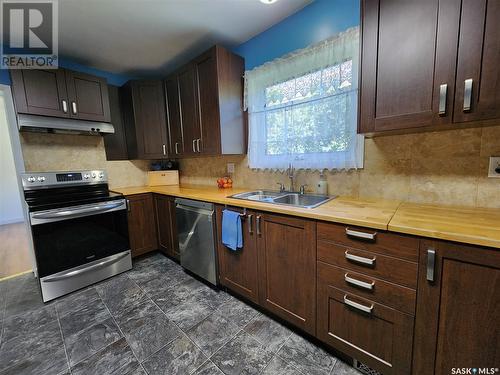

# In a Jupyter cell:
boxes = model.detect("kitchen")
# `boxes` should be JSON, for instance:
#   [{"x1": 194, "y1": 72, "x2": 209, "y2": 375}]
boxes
[{"x1": 0, "y1": 0, "x2": 499, "y2": 374}]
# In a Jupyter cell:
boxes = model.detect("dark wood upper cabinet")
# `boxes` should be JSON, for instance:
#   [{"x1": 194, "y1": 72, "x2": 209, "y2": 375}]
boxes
[
  {"x1": 453, "y1": 0, "x2": 500, "y2": 123},
  {"x1": 216, "y1": 206, "x2": 259, "y2": 304},
  {"x1": 10, "y1": 69, "x2": 70, "y2": 118},
  {"x1": 65, "y1": 70, "x2": 110, "y2": 122},
  {"x1": 165, "y1": 45, "x2": 245, "y2": 158},
  {"x1": 121, "y1": 80, "x2": 169, "y2": 160},
  {"x1": 126, "y1": 193, "x2": 158, "y2": 258},
  {"x1": 155, "y1": 194, "x2": 179, "y2": 260},
  {"x1": 165, "y1": 76, "x2": 184, "y2": 157},
  {"x1": 257, "y1": 213, "x2": 317, "y2": 335},
  {"x1": 359, "y1": 0, "x2": 459, "y2": 133},
  {"x1": 359, "y1": 0, "x2": 500, "y2": 134},
  {"x1": 10, "y1": 68, "x2": 111, "y2": 122},
  {"x1": 413, "y1": 240, "x2": 500, "y2": 375},
  {"x1": 103, "y1": 85, "x2": 129, "y2": 160},
  {"x1": 177, "y1": 64, "x2": 201, "y2": 157}
]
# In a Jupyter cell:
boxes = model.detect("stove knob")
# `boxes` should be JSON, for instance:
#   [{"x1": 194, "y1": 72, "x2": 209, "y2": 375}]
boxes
[
  {"x1": 27, "y1": 176, "x2": 36, "y2": 183},
  {"x1": 98, "y1": 173, "x2": 104, "y2": 178},
  {"x1": 37, "y1": 176, "x2": 45, "y2": 182},
  {"x1": 83, "y1": 174, "x2": 90, "y2": 179},
  {"x1": 92, "y1": 173, "x2": 97, "y2": 179}
]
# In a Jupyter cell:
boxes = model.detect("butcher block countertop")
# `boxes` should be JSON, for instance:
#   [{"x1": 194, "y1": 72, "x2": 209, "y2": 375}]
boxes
[
  {"x1": 113, "y1": 184, "x2": 500, "y2": 249},
  {"x1": 389, "y1": 202, "x2": 500, "y2": 249}
]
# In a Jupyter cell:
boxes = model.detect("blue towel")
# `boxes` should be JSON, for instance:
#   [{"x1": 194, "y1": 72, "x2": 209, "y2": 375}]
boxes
[{"x1": 222, "y1": 209, "x2": 243, "y2": 251}]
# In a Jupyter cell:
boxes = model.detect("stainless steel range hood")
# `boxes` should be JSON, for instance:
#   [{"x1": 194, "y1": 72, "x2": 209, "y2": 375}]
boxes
[{"x1": 17, "y1": 114, "x2": 115, "y2": 135}]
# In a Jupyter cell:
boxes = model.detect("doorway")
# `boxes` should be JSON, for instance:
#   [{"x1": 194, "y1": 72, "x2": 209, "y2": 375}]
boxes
[{"x1": 0, "y1": 84, "x2": 33, "y2": 279}]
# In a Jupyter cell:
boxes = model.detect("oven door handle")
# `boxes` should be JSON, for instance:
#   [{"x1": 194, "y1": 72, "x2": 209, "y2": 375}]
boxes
[
  {"x1": 42, "y1": 251, "x2": 131, "y2": 282},
  {"x1": 30, "y1": 200, "x2": 126, "y2": 225}
]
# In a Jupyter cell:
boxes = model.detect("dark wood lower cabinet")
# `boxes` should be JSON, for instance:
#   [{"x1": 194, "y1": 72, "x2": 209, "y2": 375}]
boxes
[
  {"x1": 216, "y1": 206, "x2": 259, "y2": 304},
  {"x1": 413, "y1": 240, "x2": 500, "y2": 375},
  {"x1": 126, "y1": 194, "x2": 158, "y2": 258},
  {"x1": 257, "y1": 213, "x2": 317, "y2": 335},
  {"x1": 154, "y1": 194, "x2": 179, "y2": 260}
]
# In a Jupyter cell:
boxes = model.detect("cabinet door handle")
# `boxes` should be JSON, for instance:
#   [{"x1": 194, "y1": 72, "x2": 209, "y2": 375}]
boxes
[
  {"x1": 247, "y1": 214, "x2": 253, "y2": 234},
  {"x1": 61, "y1": 100, "x2": 68, "y2": 113},
  {"x1": 344, "y1": 273, "x2": 375, "y2": 291},
  {"x1": 71, "y1": 101, "x2": 77, "y2": 115},
  {"x1": 196, "y1": 139, "x2": 201, "y2": 153},
  {"x1": 344, "y1": 295, "x2": 373, "y2": 314},
  {"x1": 126, "y1": 199, "x2": 131, "y2": 212},
  {"x1": 192, "y1": 139, "x2": 196, "y2": 153},
  {"x1": 256, "y1": 215, "x2": 261, "y2": 236},
  {"x1": 345, "y1": 250, "x2": 376, "y2": 266},
  {"x1": 426, "y1": 248, "x2": 436, "y2": 282},
  {"x1": 438, "y1": 83, "x2": 447, "y2": 115},
  {"x1": 162, "y1": 144, "x2": 167, "y2": 155},
  {"x1": 463, "y1": 78, "x2": 473, "y2": 112},
  {"x1": 175, "y1": 142, "x2": 179, "y2": 155},
  {"x1": 345, "y1": 227, "x2": 377, "y2": 241}
]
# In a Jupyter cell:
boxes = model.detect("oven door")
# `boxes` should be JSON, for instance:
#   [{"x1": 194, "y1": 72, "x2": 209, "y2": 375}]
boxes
[{"x1": 29, "y1": 199, "x2": 130, "y2": 278}]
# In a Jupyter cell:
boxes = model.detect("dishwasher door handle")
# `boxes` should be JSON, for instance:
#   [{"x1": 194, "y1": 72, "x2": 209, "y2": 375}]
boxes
[{"x1": 176, "y1": 203, "x2": 213, "y2": 216}]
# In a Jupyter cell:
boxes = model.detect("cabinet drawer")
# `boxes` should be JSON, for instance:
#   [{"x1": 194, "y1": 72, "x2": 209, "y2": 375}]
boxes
[
  {"x1": 317, "y1": 261, "x2": 416, "y2": 315},
  {"x1": 317, "y1": 222, "x2": 419, "y2": 262},
  {"x1": 318, "y1": 241, "x2": 418, "y2": 289},
  {"x1": 317, "y1": 284, "x2": 414, "y2": 375}
]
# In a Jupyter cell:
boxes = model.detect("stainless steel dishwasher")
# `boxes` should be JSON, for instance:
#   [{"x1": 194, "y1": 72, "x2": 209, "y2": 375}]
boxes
[{"x1": 175, "y1": 198, "x2": 217, "y2": 285}]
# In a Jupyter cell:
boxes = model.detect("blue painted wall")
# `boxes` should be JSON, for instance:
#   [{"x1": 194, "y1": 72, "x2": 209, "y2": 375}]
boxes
[
  {"x1": 0, "y1": 57, "x2": 133, "y2": 86},
  {"x1": 233, "y1": 0, "x2": 360, "y2": 70}
]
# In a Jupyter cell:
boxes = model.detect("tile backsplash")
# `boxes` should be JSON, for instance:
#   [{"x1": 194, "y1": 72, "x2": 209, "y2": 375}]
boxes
[
  {"x1": 20, "y1": 133, "x2": 150, "y2": 189},
  {"x1": 179, "y1": 125, "x2": 500, "y2": 208},
  {"x1": 19, "y1": 125, "x2": 500, "y2": 208}
]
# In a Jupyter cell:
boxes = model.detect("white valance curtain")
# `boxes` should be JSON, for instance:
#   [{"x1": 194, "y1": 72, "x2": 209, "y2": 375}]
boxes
[{"x1": 244, "y1": 26, "x2": 363, "y2": 171}]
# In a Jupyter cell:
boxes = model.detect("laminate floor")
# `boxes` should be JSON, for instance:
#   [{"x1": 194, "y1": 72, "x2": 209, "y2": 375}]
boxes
[
  {"x1": 0, "y1": 252, "x2": 361, "y2": 375},
  {"x1": 0, "y1": 222, "x2": 32, "y2": 279}
]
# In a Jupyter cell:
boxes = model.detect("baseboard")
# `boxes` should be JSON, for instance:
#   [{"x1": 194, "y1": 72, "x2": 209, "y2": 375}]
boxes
[{"x1": 0, "y1": 217, "x2": 24, "y2": 226}]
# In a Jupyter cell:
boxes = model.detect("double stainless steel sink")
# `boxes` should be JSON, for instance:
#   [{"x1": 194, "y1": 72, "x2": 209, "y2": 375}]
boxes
[{"x1": 229, "y1": 190, "x2": 334, "y2": 209}]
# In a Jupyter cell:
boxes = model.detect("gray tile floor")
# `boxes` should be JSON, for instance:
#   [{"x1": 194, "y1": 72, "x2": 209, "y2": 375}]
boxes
[{"x1": 0, "y1": 252, "x2": 360, "y2": 375}]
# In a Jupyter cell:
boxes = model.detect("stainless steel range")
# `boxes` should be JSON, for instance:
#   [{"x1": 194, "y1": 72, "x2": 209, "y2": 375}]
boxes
[{"x1": 21, "y1": 170, "x2": 132, "y2": 302}]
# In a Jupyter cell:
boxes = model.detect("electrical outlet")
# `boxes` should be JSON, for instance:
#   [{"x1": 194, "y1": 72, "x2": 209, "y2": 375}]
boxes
[
  {"x1": 227, "y1": 163, "x2": 235, "y2": 174},
  {"x1": 488, "y1": 156, "x2": 500, "y2": 178}
]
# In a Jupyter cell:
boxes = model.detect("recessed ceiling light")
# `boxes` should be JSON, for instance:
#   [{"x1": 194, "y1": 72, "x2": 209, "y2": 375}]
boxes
[{"x1": 260, "y1": 0, "x2": 280, "y2": 4}]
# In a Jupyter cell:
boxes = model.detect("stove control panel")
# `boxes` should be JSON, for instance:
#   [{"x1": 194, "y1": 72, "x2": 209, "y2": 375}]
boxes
[{"x1": 21, "y1": 170, "x2": 108, "y2": 189}]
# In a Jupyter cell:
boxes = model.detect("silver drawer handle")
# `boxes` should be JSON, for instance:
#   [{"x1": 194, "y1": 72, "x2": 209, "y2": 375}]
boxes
[
  {"x1": 175, "y1": 142, "x2": 179, "y2": 154},
  {"x1": 344, "y1": 273, "x2": 375, "y2": 291},
  {"x1": 247, "y1": 214, "x2": 253, "y2": 234},
  {"x1": 192, "y1": 139, "x2": 196, "y2": 153},
  {"x1": 438, "y1": 83, "x2": 447, "y2": 115},
  {"x1": 344, "y1": 295, "x2": 373, "y2": 314},
  {"x1": 162, "y1": 144, "x2": 167, "y2": 155},
  {"x1": 345, "y1": 228, "x2": 377, "y2": 241},
  {"x1": 61, "y1": 99, "x2": 68, "y2": 113},
  {"x1": 426, "y1": 248, "x2": 436, "y2": 282},
  {"x1": 71, "y1": 101, "x2": 78, "y2": 115},
  {"x1": 463, "y1": 78, "x2": 473, "y2": 112},
  {"x1": 345, "y1": 250, "x2": 376, "y2": 266}
]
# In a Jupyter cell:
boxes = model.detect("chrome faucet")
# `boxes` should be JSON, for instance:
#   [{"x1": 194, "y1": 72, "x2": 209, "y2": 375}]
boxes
[
  {"x1": 287, "y1": 163, "x2": 295, "y2": 192},
  {"x1": 276, "y1": 182, "x2": 285, "y2": 192}
]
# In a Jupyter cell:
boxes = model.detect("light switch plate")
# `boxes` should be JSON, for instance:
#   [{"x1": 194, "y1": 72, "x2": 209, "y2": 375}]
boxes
[
  {"x1": 488, "y1": 156, "x2": 500, "y2": 178},
  {"x1": 227, "y1": 163, "x2": 235, "y2": 174}
]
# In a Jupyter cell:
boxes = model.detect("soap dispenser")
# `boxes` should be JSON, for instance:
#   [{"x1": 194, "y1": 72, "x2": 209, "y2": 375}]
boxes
[{"x1": 316, "y1": 172, "x2": 328, "y2": 195}]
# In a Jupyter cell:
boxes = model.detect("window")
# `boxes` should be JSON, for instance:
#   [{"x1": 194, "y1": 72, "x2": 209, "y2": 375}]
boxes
[{"x1": 245, "y1": 27, "x2": 363, "y2": 170}]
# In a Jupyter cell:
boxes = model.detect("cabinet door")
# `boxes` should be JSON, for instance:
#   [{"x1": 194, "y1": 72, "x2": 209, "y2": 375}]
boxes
[
  {"x1": 155, "y1": 194, "x2": 179, "y2": 260},
  {"x1": 126, "y1": 194, "x2": 158, "y2": 258},
  {"x1": 104, "y1": 85, "x2": 128, "y2": 160},
  {"x1": 131, "y1": 80, "x2": 169, "y2": 159},
  {"x1": 256, "y1": 213, "x2": 316, "y2": 334},
  {"x1": 413, "y1": 241, "x2": 500, "y2": 375},
  {"x1": 165, "y1": 76, "x2": 184, "y2": 157},
  {"x1": 65, "y1": 70, "x2": 111, "y2": 122},
  {"x1": 216, "y1": 206, "x2": 259, "y2": 304},
  {"x1": 195, "y1": 49, "x2": 221, "y2": 155},
  {"x1": 178, "y1": 64, "x2": 201, "y2": 156},
  {"x1": 453, "y1": 0, "x2": 500, "y2": 122},
  {"x1": 359, "y1": 0, "x2": 460, "y2": 133},
  {"x1": 10, "y1": 69, "x2": 69, "y2": 117}
]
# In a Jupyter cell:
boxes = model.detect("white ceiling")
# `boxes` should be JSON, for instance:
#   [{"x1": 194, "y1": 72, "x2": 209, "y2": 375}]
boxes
[{"x1": 58, "y1": 0, "x2": 312, "y2": 76}]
